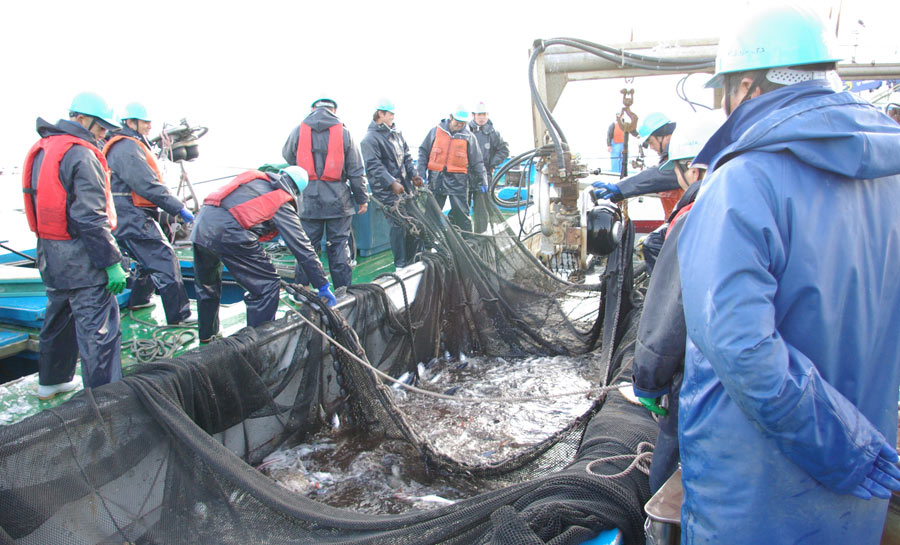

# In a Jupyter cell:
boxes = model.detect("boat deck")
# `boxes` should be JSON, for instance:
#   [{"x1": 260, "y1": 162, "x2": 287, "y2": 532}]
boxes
[{"x1": 0, "y1": 246, "x2": 397, "y2": 426}]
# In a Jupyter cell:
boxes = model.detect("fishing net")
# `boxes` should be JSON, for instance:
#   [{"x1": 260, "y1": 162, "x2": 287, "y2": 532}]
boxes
[{"x1": 0, "y1": 190, "x2": 656, "y2": 545}]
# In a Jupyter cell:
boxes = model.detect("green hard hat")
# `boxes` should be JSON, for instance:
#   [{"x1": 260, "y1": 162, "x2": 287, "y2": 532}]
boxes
[
  {"x1": 281, "y1": 165, "x2": 309, "y2": 193},
  {"x1": 70, "y1": 92, "x2": 119, "y2": 130},
  {"x1": 450, "y1": 107, "x2": 471, "y2": 123},
  {"x1": 706, "y1": 4, "x2": 842, "y2": 88},
  {"x1": 660, "y1": 110, "x2": 726, "y2": 171},
  {"x1": 375, "y1": 98, "x2": 395, "y2": 113},
  {"x1": 638, "y1": 112, "x2": 671, "y2": 139},
  {"x1": 311, "y1": 96, "x2": 337, "y2": 109},
  {"x1": 119, "y1": 102, "x2": 150, "y2": 123}
]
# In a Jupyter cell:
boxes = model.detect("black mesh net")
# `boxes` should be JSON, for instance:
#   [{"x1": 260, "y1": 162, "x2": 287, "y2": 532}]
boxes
[{"x1": 0, "y1": 190, "x2": 656, "y2": 545}]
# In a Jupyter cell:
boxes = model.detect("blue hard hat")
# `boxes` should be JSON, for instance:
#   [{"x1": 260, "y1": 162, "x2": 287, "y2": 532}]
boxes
[
  {"x1": 706, "y1": 4, "x2": 842, "y2": 88},
  {"x1": 638, "y1": 112, "x2": 672, "y2": 139},
  {"x1": 70, "y1": 92, "x2": 119, "y2": 130},
  {"x1": 375, "y1": 98, "x2": 395, "y2": 113},
  {"x1": 281, "y1": 165, "x2": 309, "y2": 193},
  {"x1": 119, "y1": 102, "x2": 150, "y2": 123},
  {"x1": 451, "y1": 107, "x2": 471, "y2": 123}
]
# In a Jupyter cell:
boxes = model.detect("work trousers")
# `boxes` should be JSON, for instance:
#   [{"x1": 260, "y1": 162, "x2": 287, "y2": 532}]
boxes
[
  {"x1": 388, "y1": 215, "x2": 420, "y2": 268},
  {"x1": 433, "y1": 192, "x2": 472, "y2": 232},
  {"x1": 119, "y1": 236, "x2": 191, "y2": 324},
  {"x1": 192, "y1": 241, "x2": 282, "y2": 342},
  {"x1": 296, "y1": 216, "x2": 353, "y2": 288},
  {"x1": 39, "y1": 284, "x2": 122, "y2": 388}
]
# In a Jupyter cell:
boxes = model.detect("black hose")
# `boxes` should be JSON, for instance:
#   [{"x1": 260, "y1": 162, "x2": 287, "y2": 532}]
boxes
[{"x1": 528, "y1": 38, "x2": 715, "y2": 177}]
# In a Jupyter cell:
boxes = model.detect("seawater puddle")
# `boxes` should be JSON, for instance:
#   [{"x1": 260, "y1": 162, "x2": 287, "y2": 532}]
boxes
[{"x1": 259, "y1": 352, "x2": 601, "y2": 514}]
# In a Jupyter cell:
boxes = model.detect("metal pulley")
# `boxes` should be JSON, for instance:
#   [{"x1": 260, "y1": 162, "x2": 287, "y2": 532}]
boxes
[{"x1": 585, "y1": 201, "x2": 623, "y2": 256}]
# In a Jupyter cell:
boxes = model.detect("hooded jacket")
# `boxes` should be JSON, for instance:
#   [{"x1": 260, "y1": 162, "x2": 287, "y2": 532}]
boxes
[
  {"x1": 417, "y1": 119, "x2": 487, "y2": 196},
  {"x1": 191, "y1": 172, "x2": 328, "y2": 290},
  {"x1": 282, "y1": 108, "x2": 368, "y2": 219},
  {"x1": 359, "y1": 121, "x2": 416, "y2": 206},
  {"x1": 104, "y1": 125, "x2": 185, "y2": 240},
  {"x1": 26, "y1": 118, "x2": 122, "y2": 289},
  {"x1": 677, "y1": 81, "x2": 900, "y2": 544},
  {"x1": 468, "y1": 119, "x2": 509, "y2": 176}
]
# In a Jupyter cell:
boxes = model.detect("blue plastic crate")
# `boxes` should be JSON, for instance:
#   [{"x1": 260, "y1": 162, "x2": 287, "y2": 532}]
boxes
[{"x1": 352, "y1": 198, "x2": 391, "y2": 257}]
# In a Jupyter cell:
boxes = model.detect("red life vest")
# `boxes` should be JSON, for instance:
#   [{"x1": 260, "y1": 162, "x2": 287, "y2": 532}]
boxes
[
  {"x1": 296, "y1": 122, "x2": 345, "y2": 181},
  {"x1": 22, "y1": 134, "x2": 116, "y2": 240},
  {"x1": 426, "y1": 126, "x2": 468, "y2": 174},
  {"x1": 665, "y1": 202, "x2": 694, "y2": 239},
  {"x1": 203, "y1": 170, "x2": 293, "y2": 241},
  {"x1": 102, "y1": 134, "x2": 165, "y2": 208}
]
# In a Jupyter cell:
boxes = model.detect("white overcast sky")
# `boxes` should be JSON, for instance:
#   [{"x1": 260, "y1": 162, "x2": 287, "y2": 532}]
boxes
[{"x1": 0, "y1": 0, "x2": 895, "y2": 174}]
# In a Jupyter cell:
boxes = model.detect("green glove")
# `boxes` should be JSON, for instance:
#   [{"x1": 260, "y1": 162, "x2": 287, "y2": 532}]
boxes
[
  {"x1": 638, "y1": 396, "x2": 669, "y2": 417},
  {"x1": 104, "y1": 263, "x2": 127, "y2": 295}
]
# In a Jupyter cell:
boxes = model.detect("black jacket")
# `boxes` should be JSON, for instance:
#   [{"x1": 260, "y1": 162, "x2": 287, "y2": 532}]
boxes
[
  {"x1": 191, "y1": 173, "x2": 328, "y2": 289},
  {"x1": 282, "y1": 108, "x2": 368, "y2": 219},
  {"x1": 417, "y1": 119, "x2": 486, "y2": 196},
  {"x1": 468, "y1": 119, "x2": 509, "y2": 176},
  {"x1": 631, "y1": 180, "x2": 701, "y2": 398},
  {"x1": 105, "y1": 125, "x2": 184, "y2": 240},
  {"x1": 359, "y1": 121, "x2": 416, "y2": 206},
  {"x1": 28, "y1": 118, "x2": 122, "y2": 289},
  {"x1": 614, "y1": 155, "x2": 679, "y2": 200}
]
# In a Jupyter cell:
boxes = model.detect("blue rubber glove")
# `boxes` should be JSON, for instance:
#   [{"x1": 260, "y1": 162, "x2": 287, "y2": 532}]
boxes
[
  {"x1": 592, "y1": 181, "x2": 622, "y2": 201},
  {"x1": 479, "y1": 183, "x2": 489, "y2": 193},
  {"x1": 638, "y1": 396, "x2": 668, "y2": 417},
  {"x1": 316, "y1": 283, "x2": 338, "y2": 307},
  {"x1": 104, "y1": 263, "x2": 127, "y2": 295},
  {"x1": 178, "y1": 207, "x2": 195, "y2": 224},
  {"x1": 850, "y1": 444, "x2": 900, "y2": 500}
]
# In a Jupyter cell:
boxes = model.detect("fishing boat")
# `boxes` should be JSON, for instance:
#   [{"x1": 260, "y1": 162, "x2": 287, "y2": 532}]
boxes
[{"x1": 2, "y1": 28, "x2": 900, "y2": 544}]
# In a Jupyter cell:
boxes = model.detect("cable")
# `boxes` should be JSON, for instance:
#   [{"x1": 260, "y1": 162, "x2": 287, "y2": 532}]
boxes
[
  {"x1": 676, "y1": 73, "x2": 714, "y2": 112},
  {"x1": 528, "y1": 37, "x2": 715, "y2": 174}
]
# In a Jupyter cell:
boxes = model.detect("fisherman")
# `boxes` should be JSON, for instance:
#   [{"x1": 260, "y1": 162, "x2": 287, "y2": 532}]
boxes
[
  {"x1": 418, "y1": 107, "x2": 488, "y2": 231},
  {"x1": 22, "y1": 92, "x2": 127, "y2": 398},
  {"x1": 676, "y1": 5, "x2": 900, "y2": 543},
  {"x1": 592, "y1": 112, "x2": 679, "y2": 209},
  {"x1": 605, "y1": 114, "x2": 636, "y2": 174},
  {"x1": 103, "y1": 102, "x2": 195, "y2": 325},
  {"x1": 593, "y1": 112, "x2": 680, "y2": 271},
  {"x1": 282, "y1": 96, "x2": 368, "y2": 291},
  {"x1": 468, "y1": 101, "x2": 509, "y2": 182},
  {"x1": 359, "y1": 99, "x2": 424, "y2": 269},
  {"x1": 886, "y1": 103, "x2": 900, "y2": 124},
  {"x1": 190, "y1": 166, "x2": 336, "y2": 344},
  {"x1": 629, "y1": 111, "x2": 723, "y2": 494}
]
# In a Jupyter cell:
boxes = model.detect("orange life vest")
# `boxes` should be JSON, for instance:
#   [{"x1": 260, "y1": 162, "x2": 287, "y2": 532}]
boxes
[
  {"x1": 102, "y1": 134, "x2": 165, "y2": 208},
  {"x1": 612, "y1": 122, "x2": 625, "y2": 144},
  {"x1": 203, "y1": 170, "x2": 293, "y2": 241},
  {"x1": 22, "y1": 134, "x2": 116, "y2": 240},
  {"x1": 658, "y1": 188, "x2": 684, "y2": 219},
  {"x1": 296, "y1": 123, "x2": 345, "y2": 182},
  {"x1": 426, "y1": 126, "x2": 468, "y2": 174}
]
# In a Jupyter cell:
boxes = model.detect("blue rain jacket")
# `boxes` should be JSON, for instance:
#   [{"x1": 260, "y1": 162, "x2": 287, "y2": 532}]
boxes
[{"x1": 677, "y1": 81, "x2": 900, "y2": 544}]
